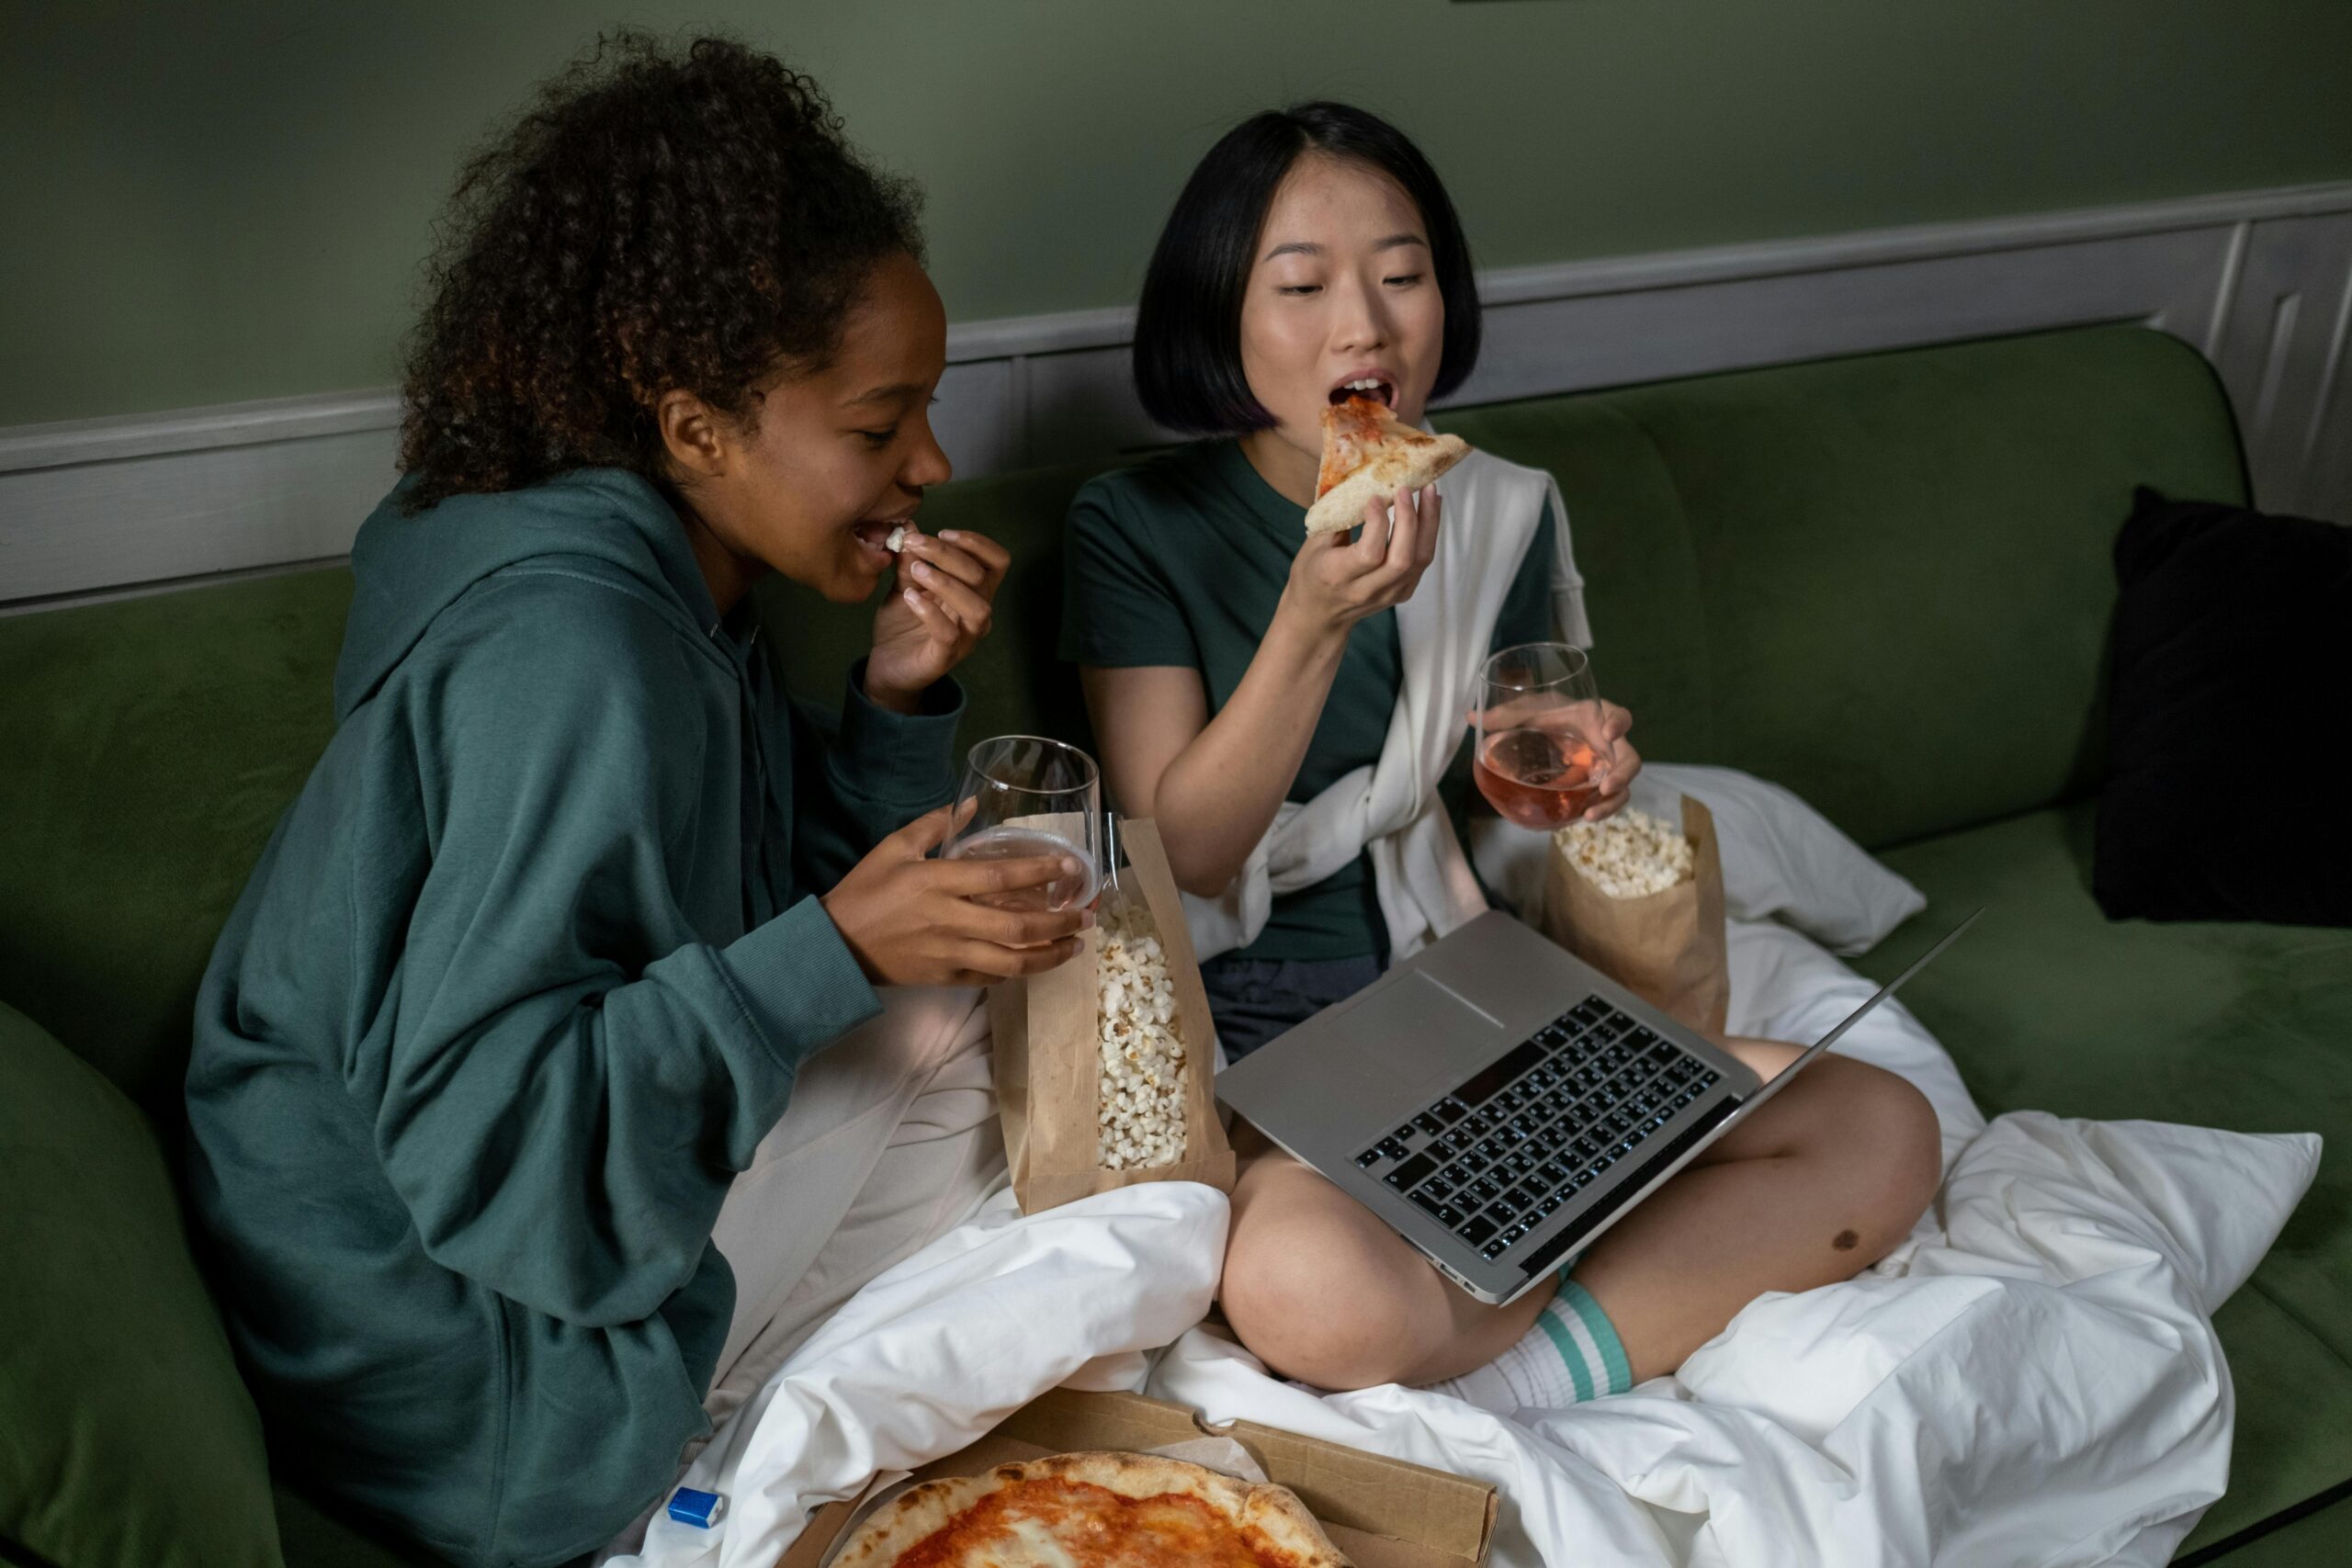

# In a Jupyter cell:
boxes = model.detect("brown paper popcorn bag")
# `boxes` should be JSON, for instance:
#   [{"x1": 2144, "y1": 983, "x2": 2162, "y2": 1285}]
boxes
[
  {"x1": 1541, "y1": 795, "x2": 1729, "y2": 1034},
  {"x1": 990, "y1": 818, "x2": 1236, "y2": 1215}
]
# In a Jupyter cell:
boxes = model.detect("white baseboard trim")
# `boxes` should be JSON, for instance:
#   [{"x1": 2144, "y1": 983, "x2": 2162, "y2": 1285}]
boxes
[{"x1": 6, "y1": 180, "x2": 2348, "y2": 609}]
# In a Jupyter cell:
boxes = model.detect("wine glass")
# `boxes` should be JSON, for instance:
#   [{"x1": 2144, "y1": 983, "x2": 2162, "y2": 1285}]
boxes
[
  {"x1": 1471, "y1": 643, "x2": 1612, "y2": 829},
  {"x1": 940, "y1": 735, "x2": 1104, "y2": 911}
]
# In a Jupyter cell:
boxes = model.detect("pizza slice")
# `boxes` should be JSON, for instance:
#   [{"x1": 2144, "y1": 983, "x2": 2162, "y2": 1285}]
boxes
[
  {"x1": 831, "y1": 1451, "x2": 1349, "y2": 1568},
  {"x1": 1303, "y1": 394, "x2": 1472, "y2": 537}
]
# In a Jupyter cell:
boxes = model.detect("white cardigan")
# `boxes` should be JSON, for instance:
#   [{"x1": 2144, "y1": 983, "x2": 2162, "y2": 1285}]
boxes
[{"x1": 1180, "y1": 449, "x2": 1591, "y2": 963}]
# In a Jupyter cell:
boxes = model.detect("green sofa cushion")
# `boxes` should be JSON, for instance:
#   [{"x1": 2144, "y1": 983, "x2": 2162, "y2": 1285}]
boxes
[
  {"x1": 1860, "y1": 804, "x2": 2352, "y2": 1553},
  {"x1": 0, "y1": 570, "x2": 349, "y2": 1121},
  {"x1": 2197, "y1": 1287, "x2": 2352, "y2": 1556},
  {"x1": 1437, "y1": 394, "x2": 1716, "y2": 767},
  {"x1": 0, "y1": 999, "x2": 283, "y2": 1568},
  {"x1": 1591, "y1": 326, "x2": 2248, "y2": 850},
  {"x1": 2190, "y1": 1492, "x2": 2352, "y2": 1566}
]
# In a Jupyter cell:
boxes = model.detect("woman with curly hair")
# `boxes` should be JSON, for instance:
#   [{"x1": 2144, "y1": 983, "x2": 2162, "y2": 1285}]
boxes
[{"x1": 182, "y1": 34, "x2": 1082, "y2": 1564}]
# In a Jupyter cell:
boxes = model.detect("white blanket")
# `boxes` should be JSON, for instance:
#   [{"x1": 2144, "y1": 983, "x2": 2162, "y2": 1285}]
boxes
[{"x1": 611, "y1": 917, "x2": 2318, "y2": 1568}]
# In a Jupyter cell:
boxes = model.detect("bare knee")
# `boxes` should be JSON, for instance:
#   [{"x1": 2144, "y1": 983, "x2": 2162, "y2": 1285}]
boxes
[
  {"x1": 1220, "y1": 1173, "x2": 1426, "y2": 1390},
  {"x1": 1824, "y1": 1059, "x2": 1944, "y2": 1261}
]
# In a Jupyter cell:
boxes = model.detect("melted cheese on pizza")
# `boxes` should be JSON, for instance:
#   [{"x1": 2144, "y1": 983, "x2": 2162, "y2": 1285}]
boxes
[
  {"x1": 1315, "y1": 396, "x2": 1391, "y2": 500},
  {"x1": 891, "y1": 1476, "x2": 1302, "y2": 1568}
]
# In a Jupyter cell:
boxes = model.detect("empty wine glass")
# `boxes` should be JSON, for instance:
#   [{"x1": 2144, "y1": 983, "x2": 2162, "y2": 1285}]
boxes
[
  {"x1": 1471, "y1": 643, "x2": 1611, "y2": 829},
  {"x1": 940, "y1": 735, "x2": 1103, "y2": 911}
]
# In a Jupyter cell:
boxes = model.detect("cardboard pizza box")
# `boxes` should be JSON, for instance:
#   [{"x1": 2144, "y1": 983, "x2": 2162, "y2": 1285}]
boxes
[{"x1": 776, "y1": 1385, "x2": 1498, "y2": 1568}]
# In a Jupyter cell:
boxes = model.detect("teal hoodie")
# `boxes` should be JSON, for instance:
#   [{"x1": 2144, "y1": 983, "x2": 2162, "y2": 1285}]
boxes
[{"x1": 184, "y1": 468, "x2": 961, "y2": 1565}]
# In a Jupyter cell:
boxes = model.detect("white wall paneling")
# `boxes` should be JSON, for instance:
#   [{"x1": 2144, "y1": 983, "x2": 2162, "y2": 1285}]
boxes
[
  {"x1": 2209, "y1": 210, "x2": 2352, "y2": 521},
  {"x1": 6, "y1": 181, "x2": 2348, "y2": 613}
]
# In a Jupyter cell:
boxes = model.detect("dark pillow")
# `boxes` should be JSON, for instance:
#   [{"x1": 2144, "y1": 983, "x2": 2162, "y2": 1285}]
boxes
[
  {"x1": 2095, "y1": 487, "x2": 2352, "y2": 924},
  {"x1": 0, "y1": 999, "x2": 286, "y2": 1567}
]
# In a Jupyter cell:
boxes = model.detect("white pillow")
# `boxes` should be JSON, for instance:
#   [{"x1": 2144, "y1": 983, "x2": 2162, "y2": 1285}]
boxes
[{"x1": 1630, "y1": 763, "x2": 1925, "y2": 954}]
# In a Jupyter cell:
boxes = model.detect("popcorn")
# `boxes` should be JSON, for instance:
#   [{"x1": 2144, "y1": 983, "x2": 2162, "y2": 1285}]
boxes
[
  {"x1": 1554, "y1": 807, "x2": 1693, "y2": 899},
  {"x1": 885, "y1": 525, "x2": 910, "y2": 554},
  {"x1": 1093, "y1": 891, "x2": 1191, "y2": 1170}
]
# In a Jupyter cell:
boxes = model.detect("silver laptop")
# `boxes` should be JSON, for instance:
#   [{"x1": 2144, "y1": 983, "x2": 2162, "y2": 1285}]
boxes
[{"x1": 1215, "y1": 908, "x2": 1979, "y2": 1306}]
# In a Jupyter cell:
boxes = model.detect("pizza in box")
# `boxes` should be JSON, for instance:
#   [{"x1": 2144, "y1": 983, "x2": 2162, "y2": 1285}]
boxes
[{"x1": 831, "y1": 1451, "x2": 1349, "y2": 1568}]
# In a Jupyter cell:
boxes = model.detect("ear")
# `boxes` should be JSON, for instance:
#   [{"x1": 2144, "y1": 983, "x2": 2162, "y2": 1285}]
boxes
[{"x1": 656, "y1": 389, "x2": 730, "y2": 480}]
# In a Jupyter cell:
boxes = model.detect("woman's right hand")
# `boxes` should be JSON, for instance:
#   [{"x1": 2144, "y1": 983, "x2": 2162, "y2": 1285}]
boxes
[
  {"x1": 820, "y1": 804, "x2": 1091, "y2": 987},
  {"x1": 1278, "y1": 484, "x2": 1442, "y2": 637}
]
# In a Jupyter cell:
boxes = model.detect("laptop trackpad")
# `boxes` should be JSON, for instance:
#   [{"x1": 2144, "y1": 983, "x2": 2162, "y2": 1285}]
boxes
[{"x1": 1341, "y1": 970, "x2": 1504, "y2": 1093}]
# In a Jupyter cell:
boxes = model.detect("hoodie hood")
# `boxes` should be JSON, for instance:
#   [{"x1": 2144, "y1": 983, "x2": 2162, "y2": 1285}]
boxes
[{"x1": 333, "y1": 468, "x2": 724, "y2": 720}]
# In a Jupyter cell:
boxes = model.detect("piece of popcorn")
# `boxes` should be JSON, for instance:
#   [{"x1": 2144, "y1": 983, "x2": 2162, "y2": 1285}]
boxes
[
  {"x1": 885, "y1": 525, "x2": 910, "y2": 554},
  {"x1": 1553, "y1": 807, "x2": 1694, "y2": 899}
]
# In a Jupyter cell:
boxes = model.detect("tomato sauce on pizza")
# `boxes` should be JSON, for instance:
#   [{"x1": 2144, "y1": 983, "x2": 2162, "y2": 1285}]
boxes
[
  {"x1": 891, "y1": 1476, "x2": 1302, "y2": 1568},
  {"x1": 1316, "y1": 395, "x2": 1392, "y2": 501}
]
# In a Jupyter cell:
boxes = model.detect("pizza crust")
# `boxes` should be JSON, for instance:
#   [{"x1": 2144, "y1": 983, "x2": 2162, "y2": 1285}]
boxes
[
  {"x1": 830, "y1": 1451, "x2": 1351, "y2": 1568},
  {"x1": 1303, "y1": 440, "x2": 1469, "y2": 537}
]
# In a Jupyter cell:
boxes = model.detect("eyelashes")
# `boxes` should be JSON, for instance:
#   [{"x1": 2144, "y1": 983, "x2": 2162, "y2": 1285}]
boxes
[
  {"x1": 857, "y1": 396, "x2": 940, "y2": 447},
  {"x1": 1273, "y1": 275, "x2": 1425, "y2": 297}
]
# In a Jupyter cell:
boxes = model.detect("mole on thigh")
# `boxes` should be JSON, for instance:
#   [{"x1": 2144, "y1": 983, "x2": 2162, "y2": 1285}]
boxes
[{"x1": 1832, "y1": 1229, "x2": 1860, "y2": 1251}]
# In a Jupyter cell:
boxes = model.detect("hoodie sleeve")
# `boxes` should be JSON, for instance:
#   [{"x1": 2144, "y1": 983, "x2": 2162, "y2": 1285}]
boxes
[
  {"x1": 786, "y1": 657, "x2": 964, "y2": 891},
  {"x1": 371, "y1": 585, "x2": 879, "y2": 1327}
]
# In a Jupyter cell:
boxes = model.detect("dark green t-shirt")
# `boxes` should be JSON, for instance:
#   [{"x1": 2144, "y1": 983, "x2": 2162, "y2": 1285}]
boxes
[{"x1": 1060, "y1": 439, "x2": 1555, "y2": 962}]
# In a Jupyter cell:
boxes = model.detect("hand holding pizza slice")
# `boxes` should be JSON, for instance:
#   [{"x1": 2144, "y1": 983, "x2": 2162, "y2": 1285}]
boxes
[{"x1": 1303, "y1": 394, "x2": 1472, "y2": 537}]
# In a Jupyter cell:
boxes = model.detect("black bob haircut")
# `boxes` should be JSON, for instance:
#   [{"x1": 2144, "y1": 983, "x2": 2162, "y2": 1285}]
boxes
[{"x1": 1133, "y1": 101, "x2": 1480, "y2": 434}]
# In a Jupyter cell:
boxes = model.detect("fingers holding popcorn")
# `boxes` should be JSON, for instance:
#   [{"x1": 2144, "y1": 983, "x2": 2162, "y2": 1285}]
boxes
[
  {"x1": 865, "y1": 525, "x2": 1011, "y2": 707},
  {"x1": 896, "y1": 525, "x2": 1007, "y2": 591},
  {"x1": 900, "y1": 557, "x2": 993, "y2": 638}
]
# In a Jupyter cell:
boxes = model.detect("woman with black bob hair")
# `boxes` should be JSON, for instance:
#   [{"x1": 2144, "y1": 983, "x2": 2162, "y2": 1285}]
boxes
[
  {"x1": 1132, "y1": 105, "x2": 1486, "y2": 434},
  {"x1": 1065, "y1": 103, "x2": 1942, "y2": 1411},
  {"x1": 185, "y1": 34, "x2": 1088, "y2": 1565}
]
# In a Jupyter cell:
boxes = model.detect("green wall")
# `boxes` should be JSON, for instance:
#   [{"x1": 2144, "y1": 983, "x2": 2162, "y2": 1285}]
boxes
[{"x1": 5, "y1": 0, "x2": 2349, "y2": 428}]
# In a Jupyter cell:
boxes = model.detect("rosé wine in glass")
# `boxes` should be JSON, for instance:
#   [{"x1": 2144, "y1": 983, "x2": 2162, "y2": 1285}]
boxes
[{"x1": 1471, "y1": 643, "x2": 1610, "y2": 830}]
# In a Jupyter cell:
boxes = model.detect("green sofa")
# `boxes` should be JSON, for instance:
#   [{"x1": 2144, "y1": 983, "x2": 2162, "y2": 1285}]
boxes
[{"x1": 2, "y1": 324, "x2": 2343, "y2": 1565}]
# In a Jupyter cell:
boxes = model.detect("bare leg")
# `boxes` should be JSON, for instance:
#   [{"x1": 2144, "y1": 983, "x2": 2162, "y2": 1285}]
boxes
[
  {"x1": 1220, "y1": 1122, "x2": 1559, "y2": 1388},
  {"x1": 1217, "y1": 1039, "x2": 1943, "y2": 1390},
  {"x1": 1567, "y1": 1042, "x2": 1942, "y2": 1382}
]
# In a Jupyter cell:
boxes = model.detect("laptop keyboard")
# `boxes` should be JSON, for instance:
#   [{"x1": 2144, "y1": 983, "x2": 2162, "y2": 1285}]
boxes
[{"x1": 1352, "y1": 996, "x2": 1721, "y2": 1266}]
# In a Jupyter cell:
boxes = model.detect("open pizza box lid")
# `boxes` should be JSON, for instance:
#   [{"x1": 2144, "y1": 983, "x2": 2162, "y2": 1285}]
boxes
[{"x1": 775, "y1": 1386, "x2": 1498, "y2": 1568}]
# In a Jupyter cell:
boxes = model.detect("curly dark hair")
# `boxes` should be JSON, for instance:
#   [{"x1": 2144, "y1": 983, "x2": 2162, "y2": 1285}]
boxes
[{"x1": 397, "y1": 31, "x2": 923, "y2": 510}]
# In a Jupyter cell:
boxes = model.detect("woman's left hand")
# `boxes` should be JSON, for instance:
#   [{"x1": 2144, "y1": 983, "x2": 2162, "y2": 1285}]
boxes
[
  {"x1": 865, "y1": 528, "x2": 1010, "y2": 714},
  {"x1": 1465, "y1": 695, "x2": 1643, "y2": 822}
]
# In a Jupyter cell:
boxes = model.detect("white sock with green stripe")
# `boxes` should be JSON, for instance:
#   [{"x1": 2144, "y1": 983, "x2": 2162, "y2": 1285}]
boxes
[{"x1": 1425, "y1": 1276, "x2": 1634, "y2": 1412}]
